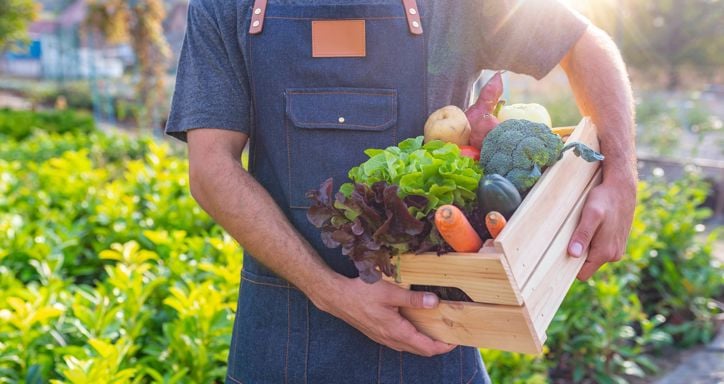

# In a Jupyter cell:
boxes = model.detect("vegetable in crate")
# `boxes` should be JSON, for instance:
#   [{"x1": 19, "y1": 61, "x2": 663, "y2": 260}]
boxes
[
  {"x1": 465, "y1": 71, "x2": 505, "y2": 149},
  {"x1": 307, "y1": 178, "x2": 436, "y2": 284},
  {"x1": 480, "y1": 119, "x2": 604, "y2": 194},
  {"x1": 477, "y1": 174, "x2": 522, "y2": 219},
  {"x1": 498, "y1": 103, "x2": 552, "y2": 127},
  {"x1": 423, "y1": 105, "x2": 471, "y2": 145},
  {"x1": 344, "y1": 136, "x2": 483, "y2": 217},
  {"x1": 434, "y1": 204, "x2": 483, "y2": 252},
  {"x1": 485, "y1": 211, "x2": 507, "y2": 239}
]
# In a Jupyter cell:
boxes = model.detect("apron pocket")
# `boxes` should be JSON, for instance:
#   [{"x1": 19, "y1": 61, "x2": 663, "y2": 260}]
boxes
[{"x1": 285, "y1": 87, "x2": 398, "y2": 208}]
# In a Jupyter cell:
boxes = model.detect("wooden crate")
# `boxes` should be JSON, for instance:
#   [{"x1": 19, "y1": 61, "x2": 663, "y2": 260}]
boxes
[{"x1": 385, "y1": 117, "x2": 602, "y2": 354}]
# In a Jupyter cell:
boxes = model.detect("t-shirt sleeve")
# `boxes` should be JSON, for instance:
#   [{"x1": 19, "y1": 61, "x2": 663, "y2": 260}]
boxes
[
  {"x1": 165, "y1": 1, "x2": 251, "y2": 142},
  {"x1": 478, "y1": 0, "x2": 589, "y2": 79}
]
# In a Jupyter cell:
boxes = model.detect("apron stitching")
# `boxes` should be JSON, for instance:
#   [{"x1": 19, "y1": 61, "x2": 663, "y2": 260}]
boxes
[
  {"x1": 229, "y1": 281, "x2": 243, "y2": 379},
  {"x1": 287, "y1": 91, "x2": 394, "y2": 97},
  {"x1": 285, "y1": 288, "x2": 291, "y2": 384},
  {"x1": 421, "y1": 1, "x2": 429, "y2": 119},
  {"x1": 399, "y1": 351, "x2": 403, "y2": 384},
  {"x1": 391, "y1": 93, "x2": 397, "y2": 143},
  {"x1": 304, "y1": 298, "x2": 310, "y2": 384},
  {"x1": 226, "y1": 374, "x2": 243, "y2": 384},
  {"x1": 286, "y1": 95, "x2": 294, "y2": 206},
  {"x1": 459, "y1": 346, "x2": 463, "y2": 384},
  {"x1": 465, "y1": 368, "x2": 479, "y2": 384},
  {"x1": 265, "y1": 16, "x2": 406, "y2": 21},
  {"x1": 242, "y1": 275, "x2": 294, "y2": 289},
  {"x1": 291, "y1": 122, "x2": 394, "y2": 129},
  {"x1": 377, "y1": 345, "x2": 382, "y2": 384},
  {"x1": 248, "y1": 26, "x2": 259, "y2": 174}
]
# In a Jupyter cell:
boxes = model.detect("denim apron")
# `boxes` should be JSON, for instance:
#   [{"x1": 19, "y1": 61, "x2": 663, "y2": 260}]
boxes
[{"x1": 227, "y1": 1, "x2": 489, "y2": 383}]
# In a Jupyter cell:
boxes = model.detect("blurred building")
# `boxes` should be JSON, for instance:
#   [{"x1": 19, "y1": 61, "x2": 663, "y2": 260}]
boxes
[
  {"x1": 165, "y1": 1, "x2": 190, "y2": 69},
  {"x1": 1, "y1": 0, "x2": 125, "y2": 80}
]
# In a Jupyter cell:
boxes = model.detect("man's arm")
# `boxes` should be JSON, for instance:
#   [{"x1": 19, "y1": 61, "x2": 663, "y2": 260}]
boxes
[
  {"x1": 187, "y1": 129, "x2": 455, "y2": 356},
  {"x1": 559, "y1": 25, "x2": 638, "y2": 280}
]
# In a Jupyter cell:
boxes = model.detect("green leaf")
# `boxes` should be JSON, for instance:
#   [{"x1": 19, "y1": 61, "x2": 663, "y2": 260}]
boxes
[
  {"x1": 398, "y1": 136, "x2": 423, "y2": 152},
  {"x1": 561, "y1": 142, "x2": 605, "y2": 162}
]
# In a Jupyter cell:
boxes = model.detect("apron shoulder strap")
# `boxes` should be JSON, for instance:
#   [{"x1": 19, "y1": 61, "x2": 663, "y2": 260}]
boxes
[
  {"x1": 249, "y1": 0, "x2": 268, "y2": 34},
  {"x1": 401, "y1": 0, "x2": 423, "y2": 35},
  {"x1": 249, "y1": 0, "x2": 422, "y2": 35}
]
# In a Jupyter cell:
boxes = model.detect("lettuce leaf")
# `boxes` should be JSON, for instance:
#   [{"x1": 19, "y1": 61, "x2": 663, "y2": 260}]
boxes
[
  {"x1": 343, "y1": 136, "x2": 483, "y2": 218},
  {"x1": 306, "y1": 178, "x2": 442, "y2": 283}
]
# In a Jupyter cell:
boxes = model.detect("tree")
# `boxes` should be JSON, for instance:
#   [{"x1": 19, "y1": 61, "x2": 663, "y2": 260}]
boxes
[
  {"x1": 86, "y1": 0, "x2": 171, "y2": 129},
  {"x1": 620, "y1": 0, "x2": 724, "y2": 89},
  {"x1": 0, "y1": 0, "x2": 37, "y2": 49}
]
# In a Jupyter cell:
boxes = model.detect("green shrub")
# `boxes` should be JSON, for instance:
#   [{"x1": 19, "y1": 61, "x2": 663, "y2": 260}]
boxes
[
  {"x1": 26, "y1": 82, "x2": 94, "y2": 111},
  {"x1": 0, "y1": 123, "x2": 721, "y2": 383},
  {"x1": 481, "y1": 172, "x2": 721, "y2": 383},
  {"x1": 0, "y1": 109, "x2": 95, "y2": 141},
  {"x1": 0, "y1": 127, "x2": 240, "y2": 383},
  {"x1": 631, "y1": 173, "x2": 723, "y2": 347}
]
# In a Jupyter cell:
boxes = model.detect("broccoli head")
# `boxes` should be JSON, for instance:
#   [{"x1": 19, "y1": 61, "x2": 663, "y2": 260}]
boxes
[{"x1": 480, "y1": 119, "x2": 564, "y2": 193}]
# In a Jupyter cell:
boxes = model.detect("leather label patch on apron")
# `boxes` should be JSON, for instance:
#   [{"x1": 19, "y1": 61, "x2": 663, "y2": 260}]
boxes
[{"x1": 311, "y1": 20, "x2": 366, "y2": 58}]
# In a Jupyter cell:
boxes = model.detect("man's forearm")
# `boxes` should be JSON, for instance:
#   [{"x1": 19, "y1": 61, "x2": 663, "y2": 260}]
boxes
[
  {"x1": 561, "y1": 25, "x2": 637, "y2": 188},
  {"x1": 188, "y1": 141, "x2": 342, "y2": 309}
]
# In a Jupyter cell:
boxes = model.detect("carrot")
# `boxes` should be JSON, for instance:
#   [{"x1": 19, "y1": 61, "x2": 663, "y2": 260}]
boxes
[
  {"x1": 434, "y1": 205, "x2": 483, "y2": 252},
  {"x1": 551, "y1": 126, "x2": 575, "y2": 137},
  {"x1": 485, "y1": 211, "x2": 507, "y2": 239}
]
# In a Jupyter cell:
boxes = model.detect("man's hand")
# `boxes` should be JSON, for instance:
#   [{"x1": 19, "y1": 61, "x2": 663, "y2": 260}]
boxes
[
  {"x1": 568, "y1": 180, "x2": 636, "y2": 280},
  {"x1": 560, "y1": 25, "x2": 638, "y2": 280},
  {"x1": 315, "y1": 277, "x2": 457, "y2": 357}
]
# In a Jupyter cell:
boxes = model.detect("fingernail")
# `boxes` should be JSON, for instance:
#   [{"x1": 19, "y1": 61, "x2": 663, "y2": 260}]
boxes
[
  {"x1": 423, "y1": 293, "x2": 437, "y2": 309},
  {"x1": 570, "y1": 242, "x2": 583, "y2": 257}
]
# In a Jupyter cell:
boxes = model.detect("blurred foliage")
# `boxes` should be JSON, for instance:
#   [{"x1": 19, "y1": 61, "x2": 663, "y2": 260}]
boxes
[
  {"x1": 26, "y1": 82, "x2": 95, "y2": 112},
  {"x1": 1, "y1": 113, "x2": 721, "y2": 383},
  {"x1": 482, "y1": 171, "x2": 723, "y2": 383},
  {"x1": 0, "y1": 0, "x2": 37, "y2": 49},
  {"x1": 620, "y1": 0, "x2": 723, "y2": 89},
  {"x1": 0, "y1": 108, "x2": 94, "y2": 141},
  {"x1": 524, "y1": 89, "x2": 723, "y2": 159},
  {"x1": 569, "y1": 0, "x2": 724, "y2": 89},
  {"x1": 0, "y1": 115, "x2": 240, "y2": 383},
  {"x1": 85, "y1": 0, "x2": 171, "y2": 129}
]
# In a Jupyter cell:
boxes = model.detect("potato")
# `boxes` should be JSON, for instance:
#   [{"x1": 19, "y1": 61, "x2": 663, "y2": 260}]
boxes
[{"x1": 423, "y1": 105, "x2": 471, "y2": 145}]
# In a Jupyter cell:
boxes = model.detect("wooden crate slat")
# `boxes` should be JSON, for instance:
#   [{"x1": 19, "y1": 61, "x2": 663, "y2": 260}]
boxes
[
  {"x1": 389, "y1": 252, "x2": 522, "y2": 305},
  {"x1": 401, "y1": 301, "x2": 542, "y2": 354},
  {"x1": 495, "y1": 118, "x2": 601, "y2": 289},
  {"x1": 524, "y1": 170, "x2": 603, "y2": 337}
]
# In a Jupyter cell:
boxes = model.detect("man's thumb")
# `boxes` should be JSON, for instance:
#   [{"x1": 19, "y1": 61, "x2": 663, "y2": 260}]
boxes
[
  {"x1": 399, "y1": 290, "x2": 439, "y2": 309},
  {"x1": 568, "y1": 203, "x2": 604, "y2": 258}
]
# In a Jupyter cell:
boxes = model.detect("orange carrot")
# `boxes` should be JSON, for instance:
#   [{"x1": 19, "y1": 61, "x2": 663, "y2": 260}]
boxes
[
  {"x1": 485, "y1": 211, "x2": 507, "y2": 239},
  {"x1": 434, "y1": 205, "x2": 483, "y2": 252}
]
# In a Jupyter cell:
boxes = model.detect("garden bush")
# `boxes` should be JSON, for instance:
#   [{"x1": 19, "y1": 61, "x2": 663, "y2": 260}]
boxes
[
  {"x1": 482, "y1": 171, "x2": 722, "y2": 383},
  {"x1": 0, "y1": 116, "x2": 721, "y2": 383},
  {"x1": 0, "y1": 109, "x2": 95, "y2": 141}
]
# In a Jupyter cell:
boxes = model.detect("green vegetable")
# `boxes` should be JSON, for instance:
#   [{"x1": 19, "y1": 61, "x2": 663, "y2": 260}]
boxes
[
  {"x1": 344, "y1": 136, "x2": 483, "y2": 218},
  {"x1": 561, "y1": 142, "x2": 606, "y2": 162},
  {"x1": 307, "y1": 179, "x2": 437, "y2": 283},
  {"x1": 477, "y1": 174, "x2": 522, "y2": 219},
  {"x1": 480, "y1": 119, "x2": 603, "y2": 193}
]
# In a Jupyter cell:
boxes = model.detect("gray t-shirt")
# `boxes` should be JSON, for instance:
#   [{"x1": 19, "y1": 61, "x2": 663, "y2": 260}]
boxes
[{"x1": 166, "y1": 0, "x2": 588, "y2": 141}]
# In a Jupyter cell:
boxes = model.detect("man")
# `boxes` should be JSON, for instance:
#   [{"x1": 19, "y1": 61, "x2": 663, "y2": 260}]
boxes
[{"x1": 165, "y1": 0, "x2": 636, "y2": 382}]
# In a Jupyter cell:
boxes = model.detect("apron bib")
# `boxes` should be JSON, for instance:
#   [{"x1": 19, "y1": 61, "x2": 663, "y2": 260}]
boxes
[{"x1": 227, "y1": 1, "x2": 489, "y2": 382}]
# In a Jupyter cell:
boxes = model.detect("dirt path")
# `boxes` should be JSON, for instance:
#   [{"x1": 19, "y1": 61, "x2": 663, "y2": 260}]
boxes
[
  {"x1": 654, "y1": 330, "x2": 724, "y2": 384},
  {"x1": 0, "y1": 91, "x2": 31, "y2": 109}
]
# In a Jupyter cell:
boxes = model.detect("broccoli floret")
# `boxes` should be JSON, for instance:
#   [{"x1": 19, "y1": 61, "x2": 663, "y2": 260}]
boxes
[{"x1": 480, "y1": 119, "x2": 564, "y2": 193}]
